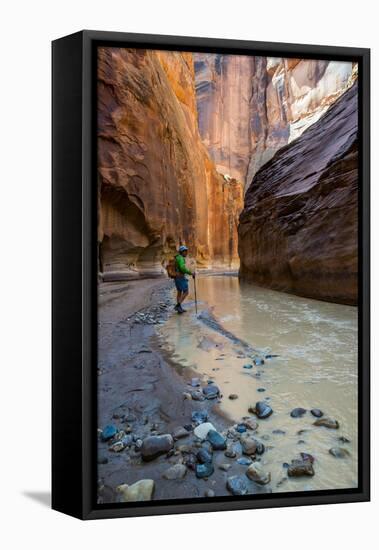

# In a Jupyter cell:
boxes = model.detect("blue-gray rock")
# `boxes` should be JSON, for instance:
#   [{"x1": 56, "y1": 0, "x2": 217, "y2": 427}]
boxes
[
  {"x1": 202, "y1": 385, "x2": 220, "y2": 399},
  {"x1": 226, "y1": 476, "x2": 248, "y2": 496},
  {"x1": 197, "y1": 448, "x2": 213, "y2": 464},
  {"x1": 191, "y1": 410, "x2": 208, "y2": 424},
  {"x1": 243, "y1": 364, "x2": 253, "y2": 369},
  {"x1": 265, "y1": 354, "x2": 279, "y2": 359},
  {"x1": 272, "y1": 429, "x2": 286, "y2": 435},
  {"x1": 290, "y1": 408, "x2": 307, "y2": 418},
  {"x1": 253, "y1": 357, "x2": 265, "y2": 366},
  {"x1": 329, "y1": 447, "x2": 350, "y2": 458},
  {"x1": 101, "y1": 425, "x2": 118, "y2": 441},
  {"x1": 257, "y1": 388, "x2": 266, "y2": 392},
  {"x1": 237, "y1": 457, "x2": 252, "y2": 465},
  {"x1": 300, "y1": 452, "x2": 315, "y2": 464},
  {"x1": 140, "y1": 434, "x2": 174, "y2": 461},
  {"x1": 310, "y1": 408, "x2": 323, "y2": 418},
  {"x1": 236, "y1": 424, "x2": 247, "y2": 434},
  {"x1": 207, "y1": 429, "x2": 227, "y2": 450},
  {"x1": 250, "y1": 401, "x2": 273, "y2": 419},
  {"x1": 195, "y1": 462, "x2": 214, "y2": 478}
]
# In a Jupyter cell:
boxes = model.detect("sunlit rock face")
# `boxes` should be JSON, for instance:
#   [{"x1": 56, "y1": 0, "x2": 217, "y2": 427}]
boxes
[
  {"x1": 238, "y1": 82, "x2": 358, "y2": 305},
  {"x1": 97, "y1": 48, "x2": 243, "y2": 279},
  {"x1": 194, "y1": 54, "x2": 356, "y2": 186}
]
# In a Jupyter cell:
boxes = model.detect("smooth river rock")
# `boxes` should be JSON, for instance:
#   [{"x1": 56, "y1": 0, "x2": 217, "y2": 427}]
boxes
[
  {"x1": 207, "y1": 429, "x2": 227, "y2": 450},
  {"x1": 313, "y1": 417, "x2": 340, "y2": 429},
  {"x1": 246, "y1": 462, "x2": 271, "y2": 485},
  {"x1": 194, "y1": 422, "x2": 216, "y2": 441},
  {"x1": 140, "y1": 434, "x2": 174, "y2": 461},
  {"x1": 226, "y1": 476, "x2": 248, "y2": 496},
  {"x1": 290, "y1": 408, "x2": 307, "y2": 418},
  {"x1": 116, "y1": 480, "x2": 155, "y2": 502},
  {"x1": 329, "y1": 447, "x2": 351, "y2": 458},
  {"x1": 195, "y1": 462, "x2": 214, "y2": 479},
  {"x1": 310, "y1": 409, "x2": 324, "y2": 418},
  {"x1": 162, "y1": 464, "x2": 187, "y2": 480},
  {"x1": 249, "y1": 401, "x2": 273, "y2": 419}
]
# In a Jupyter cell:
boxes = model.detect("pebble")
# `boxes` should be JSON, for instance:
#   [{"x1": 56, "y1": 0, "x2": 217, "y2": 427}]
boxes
[
  {"x1": 236, "y1": 424, "x2": 247, "y2": 434},
  {"x1": 253, "y1": 358, "x2": 265, "y2": 366},
  {"x1": 191, "y1": 410, "x2": 208, "y2": 425},
  {"x1": 243, "y1": 418, "x2": 259, "y2": 431},
  {"x1": 313, "y1": 417, "x2": 339, "y2": 429},
  {"x1": 172, "y1": 427, "x2": 190, "y2": 440},
  {"x1": 108, "y1": 441, "x2": 126, "y2": 453},
  {"x1": 202, "y1": 385, "x2": 220, "y2": 399},
  {"x1": 116, "y1": 480, "x2": 155, "y2": 502},
  {"x1": 228, "y1": 394, "x2": 239, "y2": 400},
  {"x1": 246, "y1": 462, "x2": 271, "y2": 485},
  {"x1": 162, "y1": 464, "x2": 187, "y2": 480},
  {"x1": 197, "y1": 448, "x2": 213, "y2": 464},
  {"x1": 140, "y1": 434, "x2": 174, "y2": 461},
  {"x1": 191, "y1": 378, "x2": 200, "y2": 387},
  {"x1": 243, "y1": 364, "x2": 253, "y2": 369},
  {"x1": 290, "y1": 407, "x2": 307, "y2": 418},
  {"x1": 250, "y1": 401, "x2": 273, "y2": 419},
  {"x1": 191, "y1": 390, "x2": 205, "y2": 401},
  {"x1": 101, "y1": 425, "x2": 118, "y2": 441},
  {"x1": 225, "y1": 448, "x2": 237, "y2": 459},
  {"x1": 310, "y1": 408, "x2": 323, "y2": 418},
  {"x1": 204, "y1": 489, "x2": 215, "y2": 498},
  {"x1": 226, "y1": 476, "x2": 248, "y2": 496},
  {"x1": 287, "y1": 458, "x2": 315, "y2": 477},
  {"x1": 240, "y1": 436, "x2": 257, "y2": 456},
  {"x1": 97, "y1": 455, "x2": 109, "y2": 465},
  {"x1": 339, "y1": 436, "x2": 351, "y2": 443},
  {"x1": 219, "y1": 463, "x2": 232, "y2": 472},
  {"x1": 272, "y1": 429, "x2": 286, "y2": 435},
  {"x1": 257, "y1": 388, "x2": 266, "y2": 392},
  {"x1": 329, "y1": 447, "x2": 351, "y2": 458},
  {"x1": 237, "y1": 457, "x2": 252, "y2": 466},
  {"x1": 182, "y1": 392, "x2": 192, "y2": 400},
  {"x1": 195, "y1": 462, "x2": 214, "y2": 479},
  {"x1": 207, "y1": 430, "x2": 227, "y2": 450},
  {"x1": 194, "y1": 422, "x2": 215, "y2": 440}
]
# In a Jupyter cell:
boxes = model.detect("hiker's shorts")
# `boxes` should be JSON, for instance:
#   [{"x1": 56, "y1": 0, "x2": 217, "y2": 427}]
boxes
[{"x1": 174, "y1": 276, "x2": 189, "y2": 293}]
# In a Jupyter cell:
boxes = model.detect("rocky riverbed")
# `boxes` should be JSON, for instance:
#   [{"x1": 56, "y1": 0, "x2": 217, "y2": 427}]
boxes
[{"x1": 98, "y1": 276, "x2": 356, "y2": 504}]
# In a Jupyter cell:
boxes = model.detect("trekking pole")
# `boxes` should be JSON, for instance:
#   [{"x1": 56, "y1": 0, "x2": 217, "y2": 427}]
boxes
[{"x1": 194, "y1": 275, "x2": 198, "y2": 315}]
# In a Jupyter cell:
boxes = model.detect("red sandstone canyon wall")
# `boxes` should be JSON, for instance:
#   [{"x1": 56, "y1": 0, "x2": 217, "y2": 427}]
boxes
[
  {"x1": 97, "y1": 48, "x2": 243, "y2": 279},
  {"x1": 238, "y1": 82, "x2": 358, "y2": 305}
]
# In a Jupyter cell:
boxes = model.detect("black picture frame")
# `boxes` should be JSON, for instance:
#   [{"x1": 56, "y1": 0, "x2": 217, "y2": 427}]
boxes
[{"x1": 52, "y1": 30, "x2": 370, "y2": 520}]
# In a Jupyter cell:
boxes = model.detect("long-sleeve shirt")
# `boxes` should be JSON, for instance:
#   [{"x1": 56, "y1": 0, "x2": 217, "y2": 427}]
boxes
[{"x1": 175, "y1": 254, "x2": 192, "y2": 277}]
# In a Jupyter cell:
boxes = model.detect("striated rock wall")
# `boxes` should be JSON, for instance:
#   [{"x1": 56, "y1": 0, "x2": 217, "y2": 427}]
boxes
[
  {"x1": 194, "y1": 54, "x2": 356, "y2": 186},
  {"x1": 238, "y1": 82, "x2": 358, "y2": 305},
  {"x1": 98, "y1": 48, "x2": 243, "y2": 279}
]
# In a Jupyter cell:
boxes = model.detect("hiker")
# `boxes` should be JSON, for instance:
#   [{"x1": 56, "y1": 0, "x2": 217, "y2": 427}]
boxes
[{"x1": 174, "y1": 245, "x2": 195, "y2": 314}]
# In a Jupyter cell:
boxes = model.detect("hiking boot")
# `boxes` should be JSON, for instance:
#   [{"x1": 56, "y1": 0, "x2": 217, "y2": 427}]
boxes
[
  {"x1": 178, "y1": 304, "x2": 186, "y2": 313},
  {"x1": 174, "y1": 303, "x2": 180, "y2": 312}
]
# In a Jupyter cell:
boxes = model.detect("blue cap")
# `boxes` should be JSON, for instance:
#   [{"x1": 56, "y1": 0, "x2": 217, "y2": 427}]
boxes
[{"x1": 179, "y1": 245, "x2": 188, "y2": 253}]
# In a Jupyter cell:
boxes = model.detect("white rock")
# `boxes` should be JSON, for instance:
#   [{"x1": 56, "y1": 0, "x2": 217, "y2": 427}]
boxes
[
  {"x1": 194, "y1": 422, "x2": 216, "y2": 440},
  {"x1": 116, "y1": 479, "x2": 155, "y2": 502}
]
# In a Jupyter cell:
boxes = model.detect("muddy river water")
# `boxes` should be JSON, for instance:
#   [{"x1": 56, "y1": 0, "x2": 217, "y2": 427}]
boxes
[{"x1": 158, "y1": 274, "x2": 358, "y2": 492}]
